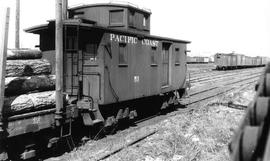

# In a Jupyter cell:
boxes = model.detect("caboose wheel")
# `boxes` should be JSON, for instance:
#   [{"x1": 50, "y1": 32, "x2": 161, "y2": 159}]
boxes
[
  {"x1": 0, "y1": 151, "x2": 8, "y2": 161},
  {"x1": 0, "y1": 139, "x2": 7, "y2": 161}
]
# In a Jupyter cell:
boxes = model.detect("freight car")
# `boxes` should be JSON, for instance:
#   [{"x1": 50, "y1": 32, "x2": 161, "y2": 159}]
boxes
[
  {"x1": 0, "y1": 2, "x2": 190, "y2": 160},
  {"x1": 214, "y1": 53, "x2": 269, "y2": 70},
  {"x1": 187, "y1": 56, "x2": 209, "y2": 64},
  {"x1": 229, "y1": 62, "x2": 270, "y2": 161}
]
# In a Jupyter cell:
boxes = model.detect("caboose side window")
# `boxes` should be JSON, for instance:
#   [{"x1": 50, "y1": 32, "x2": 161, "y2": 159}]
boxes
[
  {"x1": 143, "y1": 17, "x2": 146, "y2": 26},
  {"x1": 175, "y1": 48, "x2": 180, "y2": 65},
  {"x1": 84, "y1": 43, "x2": 98, "y2": 63},
  {"x1": 119, "y1": 43, "x2": 128, "y2": 66},
  {"x1": 151, "y1": 46, "x2": 157, "y2": 66},
  {"x1": 128, "y1": 10, "x2": 135, "y2": 28},
  {"x1": 143, "y1": 15, "x2": 150, "y2": 30},
  {"x1": 110, "y1": 10, "x2": 124, "y2": 26}
]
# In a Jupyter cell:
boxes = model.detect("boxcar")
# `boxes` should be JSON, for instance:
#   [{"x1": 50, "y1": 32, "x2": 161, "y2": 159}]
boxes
[
  {"x1": 0, "y1": 3, "x2": 190, "y2": 160},
  {"x1": 187, "y1": 56, "x2": 209, "y2": 64},
  {"x1": 215, "y1": 53, "x2": 268, "y2": 70},
  {"x1": 215, "y1": 53, "x2": 237, "y2": 69}
]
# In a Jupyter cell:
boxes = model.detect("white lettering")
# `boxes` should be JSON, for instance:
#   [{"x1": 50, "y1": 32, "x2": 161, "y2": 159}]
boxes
[
  {"x1": 110, "y1": 33, "x2": 115, "y2": 41},
  {"x1": 109, "y1": 33, "x2": 159, "y2": 47},
  {"x1": 134, "y1": 37, "x2": 138, "y2": 44},
  {"x1": 115, "y1": 35, "x2": 120, "y2": 42},
  {"x1": 141, "y1": 39, "x2": 145, "y2": 45},
  {"x1": 120, "y1": 35, "x2": 124, "y2": 42},
  {"x1": 127, "y1": 37, "x2": 132, "y2": 43}
]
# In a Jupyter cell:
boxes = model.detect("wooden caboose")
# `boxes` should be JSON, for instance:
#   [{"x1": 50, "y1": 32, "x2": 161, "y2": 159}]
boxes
[
  {"x1": 26, "y1": 2, "x2": 190, "y2": 128},
  {"x1": 0, "y1": 2, "x2": 190, "y2": 160}
]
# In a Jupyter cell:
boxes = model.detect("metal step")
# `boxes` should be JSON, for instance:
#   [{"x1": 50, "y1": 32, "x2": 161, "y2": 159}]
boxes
[{"x1": 93, "y1": 119, "x2": 103, "y2": 125}]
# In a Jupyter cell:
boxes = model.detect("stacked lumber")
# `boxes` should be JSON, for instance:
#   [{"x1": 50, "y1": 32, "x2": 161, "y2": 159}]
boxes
[
  {"x1": 6, "y1": 59, "x2": 51, "y2": 77},
  {"x1": 3, "y1": 49, "x2": 57, "y2": 116},
  {"x1": 5, "y1": 75, "x2": 55, "y2": 96},
  {"x1": 3, "y1": 91, "x2": 56, "y2": 115},
  {"x1": 7, "y1": 49, "x2": 42, "y2": 60}
]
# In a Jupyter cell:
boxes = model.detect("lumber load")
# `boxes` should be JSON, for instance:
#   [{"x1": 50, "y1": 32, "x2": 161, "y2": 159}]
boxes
[
  {"x1": 6, "y1": 59, "x2": 51, "y2": 77},
  {"x1": 5, "y1": 75, "x2": 55, "y2": 96},
  {"x1": 3, "y1": 91, "x2": 61, "y2": 116},
  {"x1": 7, "y1": 49, "x2": 42, "y2": 60}
]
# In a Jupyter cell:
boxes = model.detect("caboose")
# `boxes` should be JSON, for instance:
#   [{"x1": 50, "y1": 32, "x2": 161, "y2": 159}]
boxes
[
  {"x1": 1, "y1": 2, "x2": 190, "y2": 160},
  {"x1": 26, "y1": 2, "x2": 190, "y2": 123}
]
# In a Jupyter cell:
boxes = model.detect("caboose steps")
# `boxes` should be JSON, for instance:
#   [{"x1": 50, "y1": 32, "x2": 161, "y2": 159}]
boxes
[{"x1": 77, "y1": 98, "x2": 104, "y2": 127}]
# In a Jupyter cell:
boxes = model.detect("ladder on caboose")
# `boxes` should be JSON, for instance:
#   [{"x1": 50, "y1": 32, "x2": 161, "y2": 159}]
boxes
[
  {"x1": 51, "y1": 24, "x2": 82, "y2": 150},
  {"x1": 63, "y1": 23, "x2": 104, "y2": 138},
  {"x1": 63, "y1": 24, "x2": 82, "y2": 99}
]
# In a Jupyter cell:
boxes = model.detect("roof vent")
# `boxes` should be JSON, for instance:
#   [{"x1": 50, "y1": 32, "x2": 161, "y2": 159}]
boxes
[{"x1": 109, "y1": 0, "x2": 151, "y2": 13}]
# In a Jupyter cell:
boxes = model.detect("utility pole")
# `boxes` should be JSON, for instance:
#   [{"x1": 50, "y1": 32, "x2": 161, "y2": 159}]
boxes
[
  {"x1": 15, "y1": 0, "x2": 20, "y2": 49},
  {"x1": 0, "y1": 7, "x2": 10, "y2": 161},
  {"x1": 55, "y1": 0, "x2": 64, "y2": 126},
  {"x1": 62, "y1": 0, "x2": 68, "y2": 20}
]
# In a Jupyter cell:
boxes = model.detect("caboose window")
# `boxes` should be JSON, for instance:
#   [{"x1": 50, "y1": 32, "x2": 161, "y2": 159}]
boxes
[
  {"x1": 151, "y1": 46, "x2": 157, "y2": 66},
  {"x1": 175, "y1": 48, "x2": 180, "y2": 65},
  {"x1": 128, "y1": 10, "x2": 135, "y2": 28},
  {"x1": 143, "y1": 15, "x2": 150, "y2": 30},
  {"x1": 119, "y1": 43, "x2": 128, "y2": 66},
  {"x1": 110, "y1": 10, "x2": 124, "y2": 26},
  {"x1": 84, "y1": 43, "x2": 98, "y2": 64},
  {"x1": 143, "y1": 17, "x2": 146, "y2": 26}
]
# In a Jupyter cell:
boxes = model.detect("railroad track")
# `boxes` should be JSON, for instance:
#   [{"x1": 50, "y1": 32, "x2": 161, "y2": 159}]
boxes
[
  {"x1": 188, "y1": 73, "x2": 262, "y2": 97},
  {"x1": 190, "y1": 69, "x2": 261, "y2": 84},
  {"x1": 188, "y1": 66, "x2": 261, "y2": 78},
  {"x1": 191, "y1": 72, "x2": 261, "y2": 90},
  {"x1": 189, "y1": 67, "x2": 263, "y2": 83}
]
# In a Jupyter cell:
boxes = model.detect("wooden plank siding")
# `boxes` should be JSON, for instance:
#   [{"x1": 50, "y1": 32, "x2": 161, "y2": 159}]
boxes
[
  {"x1": 36, "y1": 25, "x2": 187, "y2": 105},
  {"x1": 102, "y1": 32, "x2": 187, "y2": 104}
]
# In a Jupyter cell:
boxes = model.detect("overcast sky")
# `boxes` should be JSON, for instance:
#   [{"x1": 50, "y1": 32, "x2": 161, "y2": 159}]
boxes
[{"x1": 0, "y1": 0, "x2": 269, "y2": 57}]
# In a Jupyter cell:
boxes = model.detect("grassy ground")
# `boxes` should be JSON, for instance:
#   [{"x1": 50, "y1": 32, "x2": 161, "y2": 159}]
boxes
[{"x1": 105, "y1": 90, "x2": 251, "y2": 161}]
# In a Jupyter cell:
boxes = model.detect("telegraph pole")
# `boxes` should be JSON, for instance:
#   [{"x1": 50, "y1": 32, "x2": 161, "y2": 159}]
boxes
[
  {"x1": 15, "y1": 0, "x2": 20, "y2": 49},
  {"x1": 0, "y1": 7, "x2": 10, "y2": 161},
  {"x1": 55, "y1": 0, "x2": 64, "y2": 126},
  {"x1": 62, "y1": 0, "x2": 68, "y2": 20}
]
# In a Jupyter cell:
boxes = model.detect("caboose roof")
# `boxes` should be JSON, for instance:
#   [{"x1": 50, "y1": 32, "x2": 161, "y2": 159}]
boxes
[
  {"x1": 69, "y1": 2, "x2": 152, "y2": 14},
  {"x1": 25, "y1": 19, "x2": 191, "y2": 44}
]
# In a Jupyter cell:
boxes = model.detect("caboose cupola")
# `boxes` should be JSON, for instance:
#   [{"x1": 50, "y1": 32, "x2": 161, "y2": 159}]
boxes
[{"x1": 68, "y1": 2, "x2": 151, "y2": 34}]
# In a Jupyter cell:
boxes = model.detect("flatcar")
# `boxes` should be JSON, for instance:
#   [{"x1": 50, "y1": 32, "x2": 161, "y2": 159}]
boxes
[
  {"x1": 229, "y1": 62, "x2": 270, "y2": 161},
  {"x1": 214, "y1": 53, "x2": 269, "y2": 70},
  {"x1": 0, "y1": 2, "x2": 190, "y2": 160}
]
